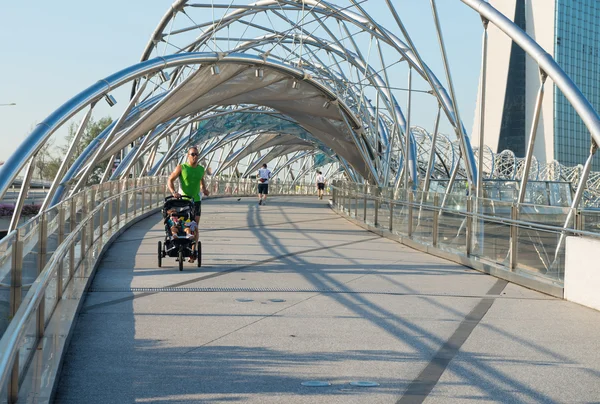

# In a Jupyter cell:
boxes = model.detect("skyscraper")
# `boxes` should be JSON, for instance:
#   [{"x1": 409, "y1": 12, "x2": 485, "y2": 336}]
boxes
[{"x1": 472, "y1": 0, "x2": 600, "y2": 170}]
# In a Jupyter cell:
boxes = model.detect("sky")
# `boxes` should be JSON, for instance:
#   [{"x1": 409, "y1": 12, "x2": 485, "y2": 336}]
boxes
[{"x1": 0, "y1": 1, "x2": 484, "y2": 163}]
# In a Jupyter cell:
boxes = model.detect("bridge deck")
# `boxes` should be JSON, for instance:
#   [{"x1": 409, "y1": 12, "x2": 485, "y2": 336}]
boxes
[{"x1": 54, "y1": 196, "x2": 600, "y2": 403}]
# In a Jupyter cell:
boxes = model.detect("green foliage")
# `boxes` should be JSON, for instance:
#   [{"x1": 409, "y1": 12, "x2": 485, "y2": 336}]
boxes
[
  {"x1": 36, "y1": 138, "x2": 56, "y2": 181},
  {"x1": 43, "y1": 116, "x2": 114, "y2": 184},
  {"x1": 60, "y1": 116, "x2": 114, "y2": 164}
]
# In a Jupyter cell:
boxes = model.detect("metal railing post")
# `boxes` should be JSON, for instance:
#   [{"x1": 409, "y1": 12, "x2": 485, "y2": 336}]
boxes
[
  {"x1": 9, "y1": 228, "x2": 23, "y2": 403},
  {"x1": 57, "y1": 255, "x2": 64, "y2": 301},
  {"x1": 99, "y1": 203, "x2": 104, "y2": 240},
  {"x1": 575, "y1": 209, "x2": 584, "y2": 231},
  {"x1": 107, "y1": 182, "x2": 113, "y2": 231},
  {"x1": 116, "y1": 184, "x2": 121, "y2": 227},
  {"x1": 510, "y1": 204, "x2": 519, "y2": 270},
  {"x1": 88, "y1": 189, "x2": 94, "y2": 247},
  {"x1": 407, "y1": 191, "x2": 414, "y2": 238},
  {"x1": 69, "y1": 198, "x2": 76, "y2": 278},
  {"x1": 125, "y1": 180, "x2": 130, "y2": 221},
  {"x1": 363, "y1": 185, "x2": 368, "y2": 222},
  {"x1": 37, "y1": 213, "x2": 48, "y2": 339},
  {"x1": 80, "y1": 192, "x2": 87, "y2": 260},
  {"x1": 389, "y1": 188, "x2": 394, "y2": 231},
  {"x1": 433, "y1": 194, "x2": 440, "y2": 247},
  {"x1": 133, "y1": 180, "x2": 138, "y2": 217},
  {"x1": 466, "y1": 197, "x2": 473, "y2": 256},
  {"x1": 9, "y1": 357, "x2": 18, "y2": 403},
  {"x1": 141, "y1": 179, "x2": 146, "y2": 214},
  {"x1": 345, "y1": 183, "x2": 349, "y2": 213},
  {"x1": 374, "y1": 187, "x2": 380, "y2": 226},
  {"x1": 58, "y1": 203, "x2": 65, "y2": 244}
]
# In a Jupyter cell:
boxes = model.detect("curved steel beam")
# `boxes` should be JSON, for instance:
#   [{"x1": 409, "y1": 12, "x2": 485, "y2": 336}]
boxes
[{"x1": 0, "y1": 52, "x2": 368, "y2": 203}]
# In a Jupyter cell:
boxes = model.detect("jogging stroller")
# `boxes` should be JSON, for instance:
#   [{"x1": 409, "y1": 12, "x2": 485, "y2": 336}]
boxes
[{"x1": 158, "y1": 195, "x2": 201, "y2": 270}]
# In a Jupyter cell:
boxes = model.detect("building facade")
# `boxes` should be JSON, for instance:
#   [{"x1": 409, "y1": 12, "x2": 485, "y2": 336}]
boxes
[{"x1": 472, "y1": 0, "x2": 600, "y2": 170}]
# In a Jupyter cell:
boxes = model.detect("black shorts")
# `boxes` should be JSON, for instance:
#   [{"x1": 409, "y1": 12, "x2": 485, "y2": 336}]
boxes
[
  {"x1": 258, "y1": 183, "x2": 269, "y2": 194},
  {"x1": 194, "y1": 201, "x2": 202, "y2": 217},
  {"x1": 317, "y1": 183, "x2": 325, "y2": 190}
]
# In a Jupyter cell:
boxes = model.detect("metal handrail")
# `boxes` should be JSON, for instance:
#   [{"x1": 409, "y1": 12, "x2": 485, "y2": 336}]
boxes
[
  {"x1": 337, "y1": 185, "x2": 599, "y2": 239},
  {"x1": 0, "y1": 178, "x2": 164, "y2": 399}
]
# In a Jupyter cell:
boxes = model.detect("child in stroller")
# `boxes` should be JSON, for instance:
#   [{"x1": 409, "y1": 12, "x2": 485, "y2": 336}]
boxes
[
  {"x1": 166, "y1": 209, "x2": 197, "y2": 240},
  {"x1": 158, "y1": 196, "x2": 201, "y2": 270}
]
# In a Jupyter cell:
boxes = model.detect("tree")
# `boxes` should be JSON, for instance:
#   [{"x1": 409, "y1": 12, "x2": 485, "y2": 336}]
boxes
[
  {"x1": 58, "y1": 116, "x2": 114, "y2": 185},
  {"x1": 35, "y1": 138, "x2": 56, "y2": 180}
]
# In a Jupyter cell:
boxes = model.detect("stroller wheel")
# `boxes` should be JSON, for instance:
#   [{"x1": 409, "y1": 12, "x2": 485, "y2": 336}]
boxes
[
  {"x1": 158, "y1": 241, "x2": 162, "y2": 267},
  {"x1": 178, "y1": 249, "x2": 184, "y2": 271}
]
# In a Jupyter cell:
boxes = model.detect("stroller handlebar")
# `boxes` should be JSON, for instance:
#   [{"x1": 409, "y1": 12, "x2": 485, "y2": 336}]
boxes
[{"x1": 164, "y1": 195, "x2": 195, "y2": 203}]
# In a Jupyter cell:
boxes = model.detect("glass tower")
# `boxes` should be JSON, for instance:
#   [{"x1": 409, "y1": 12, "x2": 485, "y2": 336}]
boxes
[
  {"x1": 554, "y1": 0, "x2": 600, "y2": 169},
  {"x1": 497, "y1": 0, "x2": 527, "y2": 158}
]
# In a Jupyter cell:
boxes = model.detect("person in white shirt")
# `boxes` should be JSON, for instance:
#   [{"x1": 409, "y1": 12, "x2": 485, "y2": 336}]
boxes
[
  {"x1": 257, "y1": 163, "x2": 271, "y2": 205},
  {"x1": 316, "y1": 171, "x2": 326, "y2": 200}
]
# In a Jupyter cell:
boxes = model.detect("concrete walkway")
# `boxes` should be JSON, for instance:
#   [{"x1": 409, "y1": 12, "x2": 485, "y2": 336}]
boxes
[{"x1": 54, "y1": 196, "x2": 600, "y2": 403}]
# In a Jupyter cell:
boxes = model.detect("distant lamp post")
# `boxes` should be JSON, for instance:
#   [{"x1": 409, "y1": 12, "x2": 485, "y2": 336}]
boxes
[{"x1": 0, "y1": 103, "x2": 16, "y2": 106}]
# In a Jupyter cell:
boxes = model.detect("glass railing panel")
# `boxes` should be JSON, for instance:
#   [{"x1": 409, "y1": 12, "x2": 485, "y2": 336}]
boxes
[
  {"x1": 377, "y1": 196, "x2": 391, "y2": 231},
  {"x1": 518, "y1": 206, "x2": 570, "y2": 282},
  {"x1": 0, "y1": 230, "x2": 16, "y2": 289},
  {"x1": 44, "y1": 269, "x2": 58, "y2": 325},
  {"x1": 438, "y1": 194, "x2": 467, "y2": 253},
  {"x1": 0, "y1": 231, "x2": 16, "y2": 337},
  {"x1": 365, "y1": 198, "x2": 376, "y2": 226},
  {"x1": 391, "y1": 201, "x2": 409, "y2": 237},
  {"x1": 18, "y1": 307, "x2": 37, "y2": 376},
  {"x1": 471, "y1": 199, "x2": 512, "y2": 265},
  {"x1": 519, "y1": 204, "x2": 571, "y2": 228},
  {"x1": 20, "y1": 217, "x2": 41, "y2": 303},
  {"x1": 516, "y1": 226, "x2": 564, "y2": 282},
  {"x1": 0, "y1": 373, "x2": 8, "y2": 403},
  {"x1": 44, "y1": 207, "x2": 61, "y2": 270},
  {"x1": 412, "y1": 192, "x2": 435, "y2": 242},
  {"x1": 61, "y1": 252, "x2": 71, "y2": 295},
  {"x1": 583, "y1": 210, "x2": 600, "y2": 233},
  {"x1": 344, "y1": 185, "x2": 353, "y2": 217},
  {"x1": 523, "y1": 181, "x2": 551, "y2": 205}
]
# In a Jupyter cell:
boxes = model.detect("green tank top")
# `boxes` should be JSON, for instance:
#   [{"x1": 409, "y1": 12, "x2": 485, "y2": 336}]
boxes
[{"x1": 179, "y1": 163, "x2": 205, "y2": 202}]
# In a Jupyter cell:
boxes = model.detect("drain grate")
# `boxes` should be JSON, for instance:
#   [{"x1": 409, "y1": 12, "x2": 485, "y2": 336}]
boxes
[
  {"x1": 90, "y1": 286, "x2": 368, "y2": 294},
  {"x1": 86, "y1": 286, "x2": 520, "y2": 299}
]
